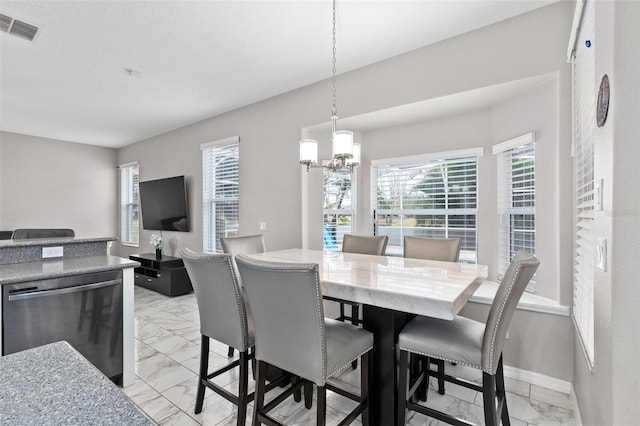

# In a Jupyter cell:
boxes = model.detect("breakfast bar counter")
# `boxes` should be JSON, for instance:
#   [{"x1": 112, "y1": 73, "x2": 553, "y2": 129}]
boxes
[{"x1": 0, "y1": 341, "x2": 155, "y2": 425}]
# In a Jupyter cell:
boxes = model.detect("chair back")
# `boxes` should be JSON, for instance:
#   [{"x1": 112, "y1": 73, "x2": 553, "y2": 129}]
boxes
[
  {"x1": 181, "y1": 249, "x2": 251, "y2": 351},
  {"x1": 221, "y1": 234, "x2": 266, "y2": 257},
  {"x1": 236, "y1": 255, "x2": 327, "y2": 385},
  {"x1": 221, "y1": 234, "x2": 265, "y2": 275},
  {"x1": 482, "y1": 251, "x2": 539, "y2": 374},
  {"x1": 342, "y1": 234, "x2": 388, "y2": 256},
  {"x1": 12, "y1": 228, "x2": 75, "y2": 239},
  {"x1": 403, "y1": 236, "x2": 461, "y2": 262}
]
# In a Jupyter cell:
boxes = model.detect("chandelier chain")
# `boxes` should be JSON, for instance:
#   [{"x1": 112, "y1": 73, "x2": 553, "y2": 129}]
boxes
[{"x1": 331, "y1": 0, "x2": 337, "y2": 120}]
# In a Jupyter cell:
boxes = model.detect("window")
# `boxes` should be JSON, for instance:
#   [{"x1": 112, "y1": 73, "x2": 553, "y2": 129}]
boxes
[
  {"x1": 119, "y1": 162, "x2": 139, "y2": 246},
  {"x1": 323, "y1": 168, "x2": 355, "y2": 249},
  {"x1": 372, "y1": 149, "x2": 481, "y2": 261},
  {"x1": 571, "y1": 0, "x2": 595, "y2": 366},
  {"x1": 202, "y1": 137, "x2": 240, "y2": 253},
  {"x1": 494, "y1": 134, "x2": 536, "y2": 286}
]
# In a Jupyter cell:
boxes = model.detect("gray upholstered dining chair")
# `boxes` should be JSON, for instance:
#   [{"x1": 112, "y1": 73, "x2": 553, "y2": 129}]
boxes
[
  {"x1": 403, "y1": 236, "x2": 461, "y2": 396},
  {"x1": 180, "y1": 249, "x2": 255, "y2": 425},
  {"x1": 236, "y1": 254, "x2": 373, "y2": 426},
  {"x1": 220, "y1": 234, "x2": 265, "y2": 357},
  {"x1": 396, "y1": 251, "x2": 539, "y2": 426},
  {"x1": 403, "y1": 236, "x2": 461, "y2": 262},
  {"x1": 12, "y1": 228, "x2": 75, "y2": 239},
  {"x1": 221, "y1": 234, "x2": 266, "y2": 269}
]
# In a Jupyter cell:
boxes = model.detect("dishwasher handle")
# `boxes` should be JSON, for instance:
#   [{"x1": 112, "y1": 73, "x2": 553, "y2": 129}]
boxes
[{"x1": 7, "y1": 279, "x2": 121, "y2": 302}]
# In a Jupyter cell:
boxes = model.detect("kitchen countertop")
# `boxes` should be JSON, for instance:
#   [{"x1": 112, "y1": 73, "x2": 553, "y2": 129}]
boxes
[
  {"x1": 0, "y1": 255, "x2": 140, "y2": 285},
  {"x1": 0, "y1": 236, "x2": 116, "y2": 247},
  {"x1": 0, "y1": 341, "x2": 155, "y2": 425}
]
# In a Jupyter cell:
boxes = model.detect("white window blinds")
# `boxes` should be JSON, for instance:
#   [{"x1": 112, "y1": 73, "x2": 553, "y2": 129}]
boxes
[
  {"x1": 572, "y1": 0, "x2": 595, "y2": 366},
  {"x1": 494, "y1": 134, "x2": 536, "y2": 286},
  {"x1": 372, "y1": 151, "x2": 479, "y2": 261},
  {"x1": 202, "y1": 137, "x2": 239, "y2": 253},
  {"x1": 323, "y1": 168, "x2": 355, "y2": 249},
  {"x1": 120, "y1": 162, "x2": 139, "y2": 245}
]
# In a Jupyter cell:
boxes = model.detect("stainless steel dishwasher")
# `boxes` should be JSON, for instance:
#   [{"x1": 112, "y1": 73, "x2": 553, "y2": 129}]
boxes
[{"x1": 2, "y1": 270, "x2": 123, "y2": 382}]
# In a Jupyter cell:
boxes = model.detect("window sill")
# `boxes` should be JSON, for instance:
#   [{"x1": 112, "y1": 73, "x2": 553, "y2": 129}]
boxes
[{"x1": 469, "y1": 280, "x2": 570, "y2": 316}]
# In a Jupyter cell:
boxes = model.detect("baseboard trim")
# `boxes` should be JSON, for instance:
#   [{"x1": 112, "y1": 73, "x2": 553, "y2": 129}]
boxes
[{"x1": 503, "y1": 365, "x2": 572, "y2": 395}]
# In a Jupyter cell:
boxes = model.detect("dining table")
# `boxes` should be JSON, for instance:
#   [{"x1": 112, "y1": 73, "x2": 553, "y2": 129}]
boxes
[{"x1": 247, "y1": 248, "x2": 488, "y2": 426}]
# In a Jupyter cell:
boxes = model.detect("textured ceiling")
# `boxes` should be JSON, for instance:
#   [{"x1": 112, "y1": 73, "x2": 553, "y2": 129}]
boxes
[{"x1": 0, "y1": 1, "x2": 556, "y2": 148}]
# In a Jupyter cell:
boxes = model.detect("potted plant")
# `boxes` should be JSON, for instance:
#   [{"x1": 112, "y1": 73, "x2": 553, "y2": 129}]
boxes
[{"x1": 150, "y1": 234, "x2": 163, "y2": 259}]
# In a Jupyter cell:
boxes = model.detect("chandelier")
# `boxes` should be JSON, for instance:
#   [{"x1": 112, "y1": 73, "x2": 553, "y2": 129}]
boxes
[{"x1": 299, "y1": 0, "x2": 360, "y2": 173}]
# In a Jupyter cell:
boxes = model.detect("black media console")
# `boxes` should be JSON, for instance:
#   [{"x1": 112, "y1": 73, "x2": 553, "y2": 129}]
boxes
[{"x1": 129, "y1": 253, "x2": 192, "y2": 297}]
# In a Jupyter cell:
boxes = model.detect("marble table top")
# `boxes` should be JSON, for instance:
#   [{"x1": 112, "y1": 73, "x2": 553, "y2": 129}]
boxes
[
  {"x1": 0, "y1": 341, "x2": 155, "y2": 425},
  {"x1": 247, "y1": 249, "x2": 488, "y2": 320}
]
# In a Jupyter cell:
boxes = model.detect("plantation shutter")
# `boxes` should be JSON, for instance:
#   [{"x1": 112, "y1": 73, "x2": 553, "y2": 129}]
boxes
[
  {"x1": 372, "y1": 150, "x2": 480, "y2": 261},
  {"x1": 494, "y1": 134, "x2": 536, "y2": 287},
  {"x1": 571, "y1": 0, "x2": 595, "y2": 366},
  {"x1": 202, "y1": 137, "x2": 240, "y2": 253},
  {"x1": 120, "y1": 162, "x2": 139, "y2": 245}
]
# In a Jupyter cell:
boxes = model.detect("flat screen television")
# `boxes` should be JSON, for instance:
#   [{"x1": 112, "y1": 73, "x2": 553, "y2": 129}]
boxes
[{"x1": 139, "y1": 175, "x2": 190, "y2": 232}]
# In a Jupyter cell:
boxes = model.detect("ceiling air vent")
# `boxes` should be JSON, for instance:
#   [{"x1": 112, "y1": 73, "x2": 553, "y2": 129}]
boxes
[{"x1": 0, "y1": 14, "x2": 39, "y2": 41}]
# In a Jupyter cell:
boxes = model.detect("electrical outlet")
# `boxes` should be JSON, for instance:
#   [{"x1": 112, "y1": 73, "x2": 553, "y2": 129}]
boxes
[{"x1": 42, "y1": 246, "x2": 64, "y2": 259}]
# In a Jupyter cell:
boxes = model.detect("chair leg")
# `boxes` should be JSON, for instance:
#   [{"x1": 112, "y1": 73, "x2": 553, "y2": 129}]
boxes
[
  {"x1": 397, "y1": 350, "x2": 409, "y2": 426},
  {"x1": 317, "y1": 385, "x2": 326, "y2": 426},
  {"x1": 351, "y1": 304, "x2": 360, "y2": 369},
  {"x1": 253, "y1": 360, "x2": 268, "y2": 426},
  {"x1": 228, "y1": 346, "x2": 234, "y2": 357},
  {"x1": 304, "y1": 381, "x2": 313, "y2": 409},
  {"x1": 482, "y1": 371, "x2": 498, "y2": 426},
  {"x1": 435, "y1": 359, "x2": 445, "y2": 395},
  {"x1": 195, "y1": 335, "x2": 209, "y2": 414},
  {"x1": 237, "y1": 350, "x2": 249, "y2": 426},
  {"x1": 496, "y1": 357, "x2": 511, "y2": 426},
  {"x1": 361, "y1": 351, "x2": 371, "y2": 426},
  {"x1": 417, "y1": 356, "x2": 429, "y2": 402},
  {"x1": 293, "y1": 376, "x2": 302, "y2": 402}
]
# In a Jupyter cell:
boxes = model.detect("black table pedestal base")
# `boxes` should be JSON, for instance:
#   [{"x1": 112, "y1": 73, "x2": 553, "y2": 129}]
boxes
[{"x1": 363, "y1": 305, "x2": 413, "y2": 426}]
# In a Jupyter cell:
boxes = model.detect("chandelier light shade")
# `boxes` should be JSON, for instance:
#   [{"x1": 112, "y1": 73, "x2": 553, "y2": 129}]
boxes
[
  {"x1": 332, "y1": 130, "x2": 354, "y2": 159},
  {"x1": 299, "y1": 0, "x2": 359, "y2": 173},
  {"x1": 299, "y1": 139, "x2": 319, "y2": 165}
]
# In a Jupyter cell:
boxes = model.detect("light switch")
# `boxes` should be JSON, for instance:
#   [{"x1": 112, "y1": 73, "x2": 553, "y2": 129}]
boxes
[
  {"x1": 595, "y1": 178, "x2": 604, "y2": 211},
  {"x1": 259, "y1": 222, "x2": 267, "y2": 231},
  {"x1": 596, "y1": 238, "x2": 607, "y2": 272}
]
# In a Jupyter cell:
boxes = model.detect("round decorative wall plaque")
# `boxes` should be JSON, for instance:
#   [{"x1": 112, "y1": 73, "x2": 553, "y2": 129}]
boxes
[{"x1": 596, "y1": 74, "x2": 610, "y2": 127}]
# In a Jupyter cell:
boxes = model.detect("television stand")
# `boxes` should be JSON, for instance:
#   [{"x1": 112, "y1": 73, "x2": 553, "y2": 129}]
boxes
[{"x1": 130, "y1": 253, "x2": 192, "y2": 297}]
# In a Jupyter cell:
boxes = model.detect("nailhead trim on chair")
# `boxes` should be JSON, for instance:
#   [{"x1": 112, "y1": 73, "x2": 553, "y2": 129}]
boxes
[
  {"x1": 398, "y1": 266, "x2": 525, "y2": 375},
  {"x1": 486, "y1": 261, "x2": 523, "y2": 374},
  {"x1": 182, "y1": 251, "x2": 251, "y2": 351},
  {"x1": 397, "y1": 346, "x2": 482, "y2": 372},
  {"x1": 328, "y1": 347, "x2": 373, "y2": 380},
  {"x1": 235, "y1": 256, "x2": 329, "y2": 383}
]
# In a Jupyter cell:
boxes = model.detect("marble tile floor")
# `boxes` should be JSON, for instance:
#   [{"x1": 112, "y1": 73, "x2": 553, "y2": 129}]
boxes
[{"x1": 124, "y1": 286, "x2": 576, "y2": 426}]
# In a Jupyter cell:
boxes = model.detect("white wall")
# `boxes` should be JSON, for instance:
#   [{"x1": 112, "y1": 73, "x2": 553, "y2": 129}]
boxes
[{"x1": 0, "y1": 131, "x2": 117, "y2": 238}]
